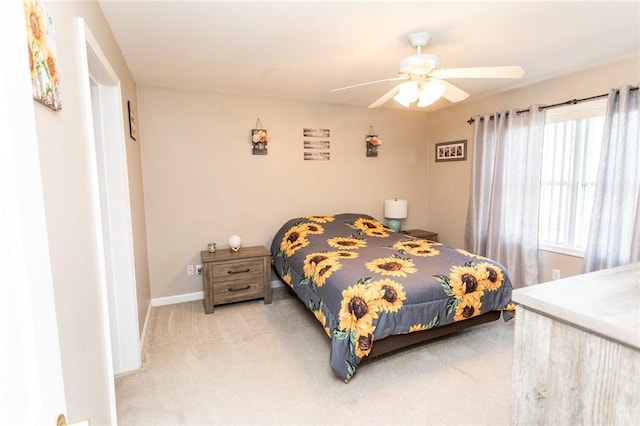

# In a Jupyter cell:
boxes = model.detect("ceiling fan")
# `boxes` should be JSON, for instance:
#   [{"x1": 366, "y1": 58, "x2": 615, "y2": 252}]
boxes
[{"x1": 331, "y1": 32, "x2": 524, "y2": 109}]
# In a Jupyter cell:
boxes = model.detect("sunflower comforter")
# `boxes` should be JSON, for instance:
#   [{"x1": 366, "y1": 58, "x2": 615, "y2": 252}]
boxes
[{"x1": 271, "y1": 213, "x2": 514, "y2": 381}]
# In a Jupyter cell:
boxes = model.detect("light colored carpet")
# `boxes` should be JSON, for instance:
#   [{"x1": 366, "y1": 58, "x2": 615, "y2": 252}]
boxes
[{"x1": 116, "y1": 288, "x2": 516, "y2": 425}]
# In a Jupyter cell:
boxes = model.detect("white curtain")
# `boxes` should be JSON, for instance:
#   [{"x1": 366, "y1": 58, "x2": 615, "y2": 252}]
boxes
[
  {"x1": 583, "y1": 86, "x2": 640, "y2": 272},
  {"x1": 465, "y1": 107, "x2": 546, "y2": 288}
]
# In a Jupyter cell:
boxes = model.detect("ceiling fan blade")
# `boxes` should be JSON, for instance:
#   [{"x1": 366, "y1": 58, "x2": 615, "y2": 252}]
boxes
[
  {"x1": 441, "y1": 80, "x2": 470, "y2": 103},
  {"x1": 432, "y1": 66, "x2": 524, "y2": 79},
  {"x1": 330, "y1": 76, "x2": 408, "y2": 92},
  {"x1": 368, "y1": 84, "x2": 402, "y2": 108}
]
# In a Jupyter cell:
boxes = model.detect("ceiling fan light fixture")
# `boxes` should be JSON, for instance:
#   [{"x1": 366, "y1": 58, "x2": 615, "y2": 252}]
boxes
[
  {"x1": 417, "y1": 78, "x2": 447, "y2": 107},
  {"x1": 334, "y1": 31, "x2": 524, "y2": 109},
  {"x1": 393, "y1": 93, "x2": 411, "y2": 108},
  {"x1": 399, "y1": 54, "x2": 440, "y2": 75},
  {"x1": 393, "y1": 81, "x2": 419, "y2": 107}
]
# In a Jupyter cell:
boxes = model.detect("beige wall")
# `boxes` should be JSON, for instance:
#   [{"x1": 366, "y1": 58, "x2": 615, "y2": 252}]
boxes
[
  {"x1": 138, "y1": 87, "x2": 429, "y2": 298},
  {"x1": 140, "y1": 57, "x2": 638, "y2": 298},
  {"x1": 426, "y1": 56, "x2": 640, "y2": 281},
  {"x1": 34, "y1": 1, "x2": 150, "y2": 423}
]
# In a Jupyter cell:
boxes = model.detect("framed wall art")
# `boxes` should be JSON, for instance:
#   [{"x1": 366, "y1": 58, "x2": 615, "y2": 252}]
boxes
[
  {"x1": 127, "y1": 101, "x2": 137, "y2": 141},
  {"x1": 24, "y1": 0, "x2": 62, "y2": 111},
  {"x1": 435, "y1": 140, "x2": 467, "y2": 162},
  {"x1": 303, "y1": 127, "x2": 330, "y2": 160}
]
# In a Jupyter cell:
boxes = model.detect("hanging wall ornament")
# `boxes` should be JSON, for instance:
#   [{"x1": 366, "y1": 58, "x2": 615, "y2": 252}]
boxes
[
  {"x1": 251, "y1": 118, "x2": 269, "y2": 155},
  {"x1": 365, "y1": 125, "x2": 382, "y2": 157}
]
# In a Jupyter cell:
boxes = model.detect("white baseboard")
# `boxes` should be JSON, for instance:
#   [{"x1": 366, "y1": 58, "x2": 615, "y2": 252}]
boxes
[
  {"x1": 151, "y1": 291, "x2": 204, "y2": 307},
  {"x1": 150, "y1": 280, "x2": 285, "y2": 307}
]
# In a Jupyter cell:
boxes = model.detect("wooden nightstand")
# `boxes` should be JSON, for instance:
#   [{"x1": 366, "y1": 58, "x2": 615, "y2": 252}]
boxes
[
  {"x1": 402, "y1": 229, "x2": 439, "y2": 242},
  {"x1": 200, "y1": 246, "x2": 272, "y2": 314}
]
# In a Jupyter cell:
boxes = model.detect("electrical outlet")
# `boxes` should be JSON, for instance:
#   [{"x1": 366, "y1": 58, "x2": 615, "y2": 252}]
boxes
[
  {"x1": 196, "y1": 264, "x2": 202, "y2": 275},
  {"x1": 552, "y1": 269, "x2": 561, "y2": 280},
  {"x1": 187, "y1": 265, "x2": 195, "y2": 276}
]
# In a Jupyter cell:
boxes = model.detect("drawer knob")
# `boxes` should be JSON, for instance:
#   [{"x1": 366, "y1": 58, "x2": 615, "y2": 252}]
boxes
[
  {"x1": 229, "y1": 285, "x2": 251, "y2": 292},
  {"x1": 227, "y1": 268, "x2": 250, "y2": 274}
]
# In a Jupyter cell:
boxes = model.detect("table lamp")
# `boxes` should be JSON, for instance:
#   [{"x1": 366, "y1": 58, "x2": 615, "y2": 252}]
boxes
[
  {"x1": 228, "y1": 235, "x2": 242, "y2": 252},
  {"x1": 384, "y1": 198, "x2": 408, "y2": 232}
]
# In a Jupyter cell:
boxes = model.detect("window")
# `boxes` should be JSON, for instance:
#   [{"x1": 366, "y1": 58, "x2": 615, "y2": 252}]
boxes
[{"x1": 538, "y1": 99, "x2": 607, "y2": 256}]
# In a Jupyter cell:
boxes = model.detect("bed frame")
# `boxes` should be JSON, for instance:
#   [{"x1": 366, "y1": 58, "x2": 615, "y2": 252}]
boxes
[{"x1": 365, "y1": 310, "x2": 502, "y2": 359}]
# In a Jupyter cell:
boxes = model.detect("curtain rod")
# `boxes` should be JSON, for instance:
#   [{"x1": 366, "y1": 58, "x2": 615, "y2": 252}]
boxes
[{"x1": 466, "y1": 86, "x2": 639, "y2": 125}]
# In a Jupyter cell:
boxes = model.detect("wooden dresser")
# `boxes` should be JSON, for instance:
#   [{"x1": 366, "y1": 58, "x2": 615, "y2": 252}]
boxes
[
  {"x1": 200, "y1": 246, "x2": 272, "y2": 314},
  {"x1": 511, "y1": 262, "x2": 640, "y2": 425}
]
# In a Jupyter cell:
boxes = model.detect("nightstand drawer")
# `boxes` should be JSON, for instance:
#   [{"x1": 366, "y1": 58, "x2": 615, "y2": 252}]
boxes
[
  {"x1": 213, "y1": 278, "x2": 264, "y2": 305},
  {"x1": 208, "y1": 258, "x2": 264, "y2": 283}
]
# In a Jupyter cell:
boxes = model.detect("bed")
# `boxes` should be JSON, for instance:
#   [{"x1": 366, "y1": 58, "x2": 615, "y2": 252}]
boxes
[{"x1": 271, "y1": 213, "x2": 515, "y2": 382}]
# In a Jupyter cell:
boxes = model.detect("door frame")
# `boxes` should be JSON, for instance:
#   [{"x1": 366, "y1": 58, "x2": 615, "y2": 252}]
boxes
[{"x1": 77, "y1": 19, "x2": 141, "y2": 375}]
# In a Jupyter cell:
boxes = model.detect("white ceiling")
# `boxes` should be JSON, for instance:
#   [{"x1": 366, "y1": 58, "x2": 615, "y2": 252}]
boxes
[{"x1": 98, "y1": 1, "x2": 640, "y2": 111}]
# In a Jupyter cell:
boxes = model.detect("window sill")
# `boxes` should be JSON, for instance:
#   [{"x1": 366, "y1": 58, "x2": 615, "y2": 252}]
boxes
[{"x1": 539, "y1": 244, "x2": 584, "y2": 258}]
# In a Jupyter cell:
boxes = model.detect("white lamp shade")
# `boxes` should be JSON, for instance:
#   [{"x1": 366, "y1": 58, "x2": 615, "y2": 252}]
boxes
[
  {"x1": 417, "y1": 78, "x2": 447, "y2": 107},
  {"x1": 394, "y1": 78, "x2": 446, "y2": 108},
  {"x1": 384, "y1": 199, "x2": 408, "y2": 219},
  {"x1": 228, "y1": 235, "x2": 242, "y2": 250},
  {"x1": 393, "y1": 81, "x2": 419, "y2": 107}
]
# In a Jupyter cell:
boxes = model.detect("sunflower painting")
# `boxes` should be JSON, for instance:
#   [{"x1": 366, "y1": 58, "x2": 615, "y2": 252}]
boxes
[
  {"x1": 270, "y1": 213, "x2": 514, "y2": 382},
  {"x1": 23, "y1": 0, "x2": 61, "y2": 111}
]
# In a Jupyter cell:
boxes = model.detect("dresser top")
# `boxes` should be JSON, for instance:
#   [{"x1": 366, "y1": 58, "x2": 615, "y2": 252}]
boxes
[
  {"x1": 512, "y1": 262, "x2": 640, "y2": 350},
  {"x1": 201, "y1": 245, "x2": 270, "y2": 263}
]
